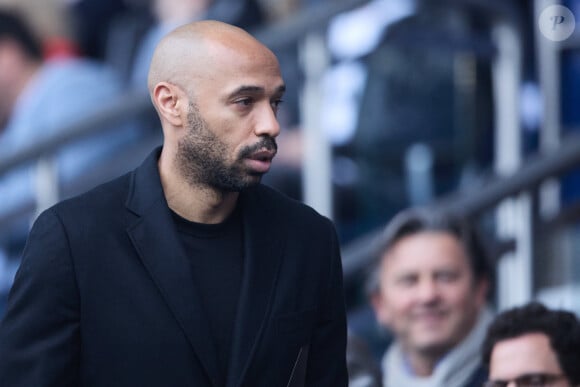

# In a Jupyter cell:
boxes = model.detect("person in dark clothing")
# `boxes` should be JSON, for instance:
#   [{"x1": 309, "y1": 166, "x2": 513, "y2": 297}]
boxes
[{"x1": 0, "y1": 20, "x2": 348, "y2": 387}]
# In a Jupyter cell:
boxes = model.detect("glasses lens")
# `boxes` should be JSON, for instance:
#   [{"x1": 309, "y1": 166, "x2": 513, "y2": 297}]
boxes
[
  {"x1": 483, "y1": 382, "x2": 507, "y2": 387},
  {"x1": 517, "y1": 373, "x2": 565, "y2": 387},
  {"x1": 484, "y1": 374, "x2": 564, "y2": 387}
]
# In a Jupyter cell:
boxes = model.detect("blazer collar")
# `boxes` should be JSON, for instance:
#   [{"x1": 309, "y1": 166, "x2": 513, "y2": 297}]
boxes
[
  {"x1": 126, "y1": 147, "x2": 222, "y2": 386},
  {"x1": 125, "y1": 148, "x2": 287, "y2": 387},
  {"x1": 125, "y1": 147, "x2": 164, "y2": 217}
]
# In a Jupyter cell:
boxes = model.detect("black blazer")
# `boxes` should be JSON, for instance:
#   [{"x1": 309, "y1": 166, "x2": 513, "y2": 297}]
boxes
[{"x1": 0, "y1": 149, "x2": 348, "y2": 387}]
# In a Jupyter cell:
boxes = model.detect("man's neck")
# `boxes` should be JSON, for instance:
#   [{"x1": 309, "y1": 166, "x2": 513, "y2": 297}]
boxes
[
  {"x1": 167, "y1": 184, "x2": 238, "y2": 224},
  {"x1": 404, "y1": 345, "x2": 450, "y2": 377},
  {"x1": 406, "y1": 353, "x2": 438, "y2": 377},
  {"x1": 158, "y1": 153, "x2": 239, "y2": 224}
]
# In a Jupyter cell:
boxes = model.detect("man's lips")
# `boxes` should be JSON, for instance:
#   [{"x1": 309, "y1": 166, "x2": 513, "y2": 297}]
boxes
[
  {"x1": 244, "y1": 149, "x2": 276, "y2": 173},
  {"x1": 412, "y1": 310, "x2": 448, "y2": 325},
  {"x1": 249, "y1": 149, "x2": 276, "y2": 161}
]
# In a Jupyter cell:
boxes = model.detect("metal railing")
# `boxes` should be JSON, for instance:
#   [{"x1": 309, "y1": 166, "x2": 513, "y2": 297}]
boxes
[
  {"x1": 342, "y1": 131, "x2": 580, "y2": 287},
  {"x1": 0, "y1": 91, "x2": 153, "y2": 177},
  {"x1": 0, "y1": 91, "x2": 157, "y2": 237}
]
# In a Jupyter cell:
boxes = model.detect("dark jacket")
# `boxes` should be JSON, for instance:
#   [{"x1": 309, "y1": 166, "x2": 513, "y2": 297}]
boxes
[
  {"x1": 464, "y1": 366, "x2": 488, "y2": 387},
  {"x1": 0, "y1": 148, "x2": 348, "y2": 387}
]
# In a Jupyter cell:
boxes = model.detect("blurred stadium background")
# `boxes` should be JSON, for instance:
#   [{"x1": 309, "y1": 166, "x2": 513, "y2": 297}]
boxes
[{"x1": 1, "y1": 0, "x2": 579, "y2": 351}]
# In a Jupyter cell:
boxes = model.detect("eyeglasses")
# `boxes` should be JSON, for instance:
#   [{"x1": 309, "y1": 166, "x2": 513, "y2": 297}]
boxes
[{"x1": 483, "y1": 373, "x2": 567, "y2": 387}]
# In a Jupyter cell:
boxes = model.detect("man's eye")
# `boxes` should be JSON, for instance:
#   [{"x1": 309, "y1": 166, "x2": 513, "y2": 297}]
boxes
[
  {"x1": 436, "y1": 271, "x2": 458, "y2": 283},
  {"x1": 236, "y1": 98, "x2": 253, "y2": 106},
  {"x1": 272, "y1": 99, "x2": 283, "y2": 109},
  {"x1": 396, "y1": 276, "x2": 416, "y2": 286}
]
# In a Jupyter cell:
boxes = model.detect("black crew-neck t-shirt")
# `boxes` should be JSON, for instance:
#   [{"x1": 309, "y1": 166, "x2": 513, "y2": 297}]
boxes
[{"x1": 172, "y1": 206, "x2": 244, "y2": 378}]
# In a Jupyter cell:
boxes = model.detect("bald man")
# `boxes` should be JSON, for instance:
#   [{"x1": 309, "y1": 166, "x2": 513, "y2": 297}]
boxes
[{"x1": 0, "y1": 21, "x2": 348, "y2": 387}]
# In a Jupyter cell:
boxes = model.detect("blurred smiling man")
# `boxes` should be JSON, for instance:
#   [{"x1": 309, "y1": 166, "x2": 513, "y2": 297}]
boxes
[{"x1": 368, "y1": 208, "x2": 493, "y2": 387}]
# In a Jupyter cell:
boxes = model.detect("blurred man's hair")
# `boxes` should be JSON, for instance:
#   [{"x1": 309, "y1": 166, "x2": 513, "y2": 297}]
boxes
[
  {"x1": 366, "y1": 207, "x2": 491, "y2": 296},
  {"x1": 0, "y1": 9, "x2": 43, "y2": 61}
]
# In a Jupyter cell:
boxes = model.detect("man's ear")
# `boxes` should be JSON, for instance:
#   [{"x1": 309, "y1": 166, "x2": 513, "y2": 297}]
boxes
[
  {"x1": 474, "y1": 277, "x2": 490, "y2": 309},
  {"x1": 152, "y1": 82, "x2": 186, "y2": 127},
  {"x1": 370, "y1": 290, "x2": 391, "y2": 327}
]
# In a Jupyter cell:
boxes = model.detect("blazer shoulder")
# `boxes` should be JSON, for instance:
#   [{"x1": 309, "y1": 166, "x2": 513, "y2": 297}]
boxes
[
  {"x1": 48, "y1": 170, "x2": 132, "y2": 221},
  {"x1": 254, "y1": 184, "x2": 325, "y2": 214},
  {"x1": 254, "y1": 184, "x2": 331, "y2": 222}
]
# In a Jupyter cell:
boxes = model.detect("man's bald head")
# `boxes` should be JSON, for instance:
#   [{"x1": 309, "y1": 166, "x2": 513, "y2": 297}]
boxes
[
  {"x1": 147, "y1": 20, "x2": 276, "y2": 95},
  {"x1": 149, "y1": 19, "x2": 285, "y2": 209}
]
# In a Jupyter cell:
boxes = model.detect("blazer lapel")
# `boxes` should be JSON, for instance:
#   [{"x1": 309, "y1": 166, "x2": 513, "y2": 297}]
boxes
[
  {"x1": 125, "y1": 149, "x2": 222, "y2": 387},
  {"x1": 227, "y1": 187, "x2": 287, "y2": 387}
]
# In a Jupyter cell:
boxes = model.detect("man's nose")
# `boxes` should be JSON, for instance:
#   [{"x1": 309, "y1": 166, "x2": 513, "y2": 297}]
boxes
[
  {"x1": 254, "y1": 104, "x2": 281, "y2": 138},
  {"x1": 417, "y1": 278, "x2": 439, "y2": 302}
]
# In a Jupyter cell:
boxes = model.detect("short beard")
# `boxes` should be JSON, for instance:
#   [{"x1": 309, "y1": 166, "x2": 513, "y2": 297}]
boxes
[{"x1": 175, "y1": 102, "x2": 277, "y2": 192}]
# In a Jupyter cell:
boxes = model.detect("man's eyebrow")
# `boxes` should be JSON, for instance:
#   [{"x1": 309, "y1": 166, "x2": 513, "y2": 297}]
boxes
[
  {"x1": 229, "y1": 85, "x2": 264, "y2": 96},
  {"x1": 228, "y1": 84, "x2": 286, "y2": 98}
]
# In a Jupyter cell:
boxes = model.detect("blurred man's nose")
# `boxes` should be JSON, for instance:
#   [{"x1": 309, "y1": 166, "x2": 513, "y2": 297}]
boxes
[{"x1": 417, "y1": 278, "x2": 440, "y2": 303}]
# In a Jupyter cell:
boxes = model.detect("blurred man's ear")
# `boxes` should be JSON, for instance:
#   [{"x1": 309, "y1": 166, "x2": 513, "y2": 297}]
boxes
[
  {"x1": 473, "y1": 277, "x2": 489, "y2": 310},
  {"x1": 370, "y1": 290, "x2": 391, "y2": 327}
]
